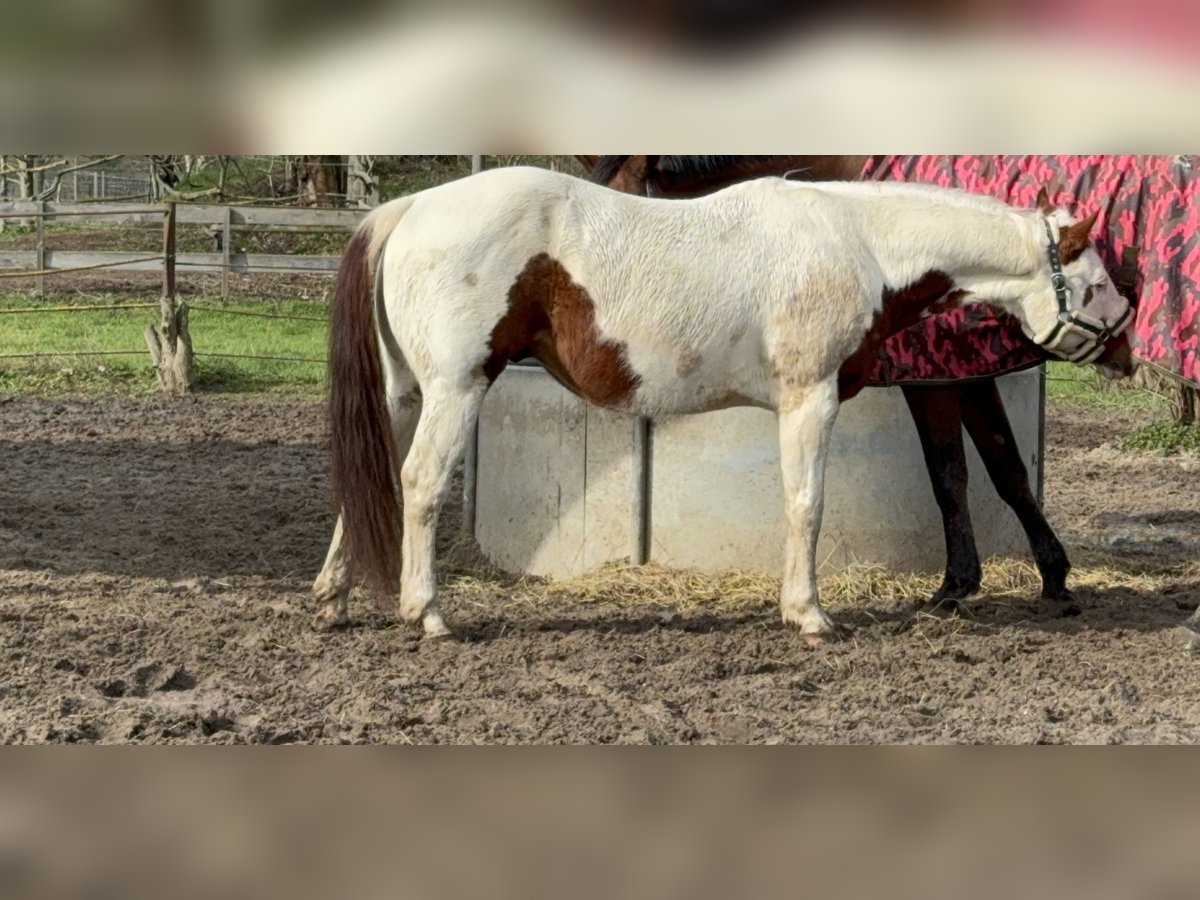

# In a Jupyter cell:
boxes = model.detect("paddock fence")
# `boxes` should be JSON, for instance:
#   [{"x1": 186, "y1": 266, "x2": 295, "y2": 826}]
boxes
[
  {"x1": 0, "y1": 199, "x2": 363, "y2": 296},
  {"x1": 0, "y1": 198, "x2": 371, "y2": 390}
]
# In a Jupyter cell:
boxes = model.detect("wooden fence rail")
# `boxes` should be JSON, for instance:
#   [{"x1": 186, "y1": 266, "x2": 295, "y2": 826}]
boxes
[
  {"x1": 0, "y1": 201, "x2": 363, "y2": 228},
  {"x1": 0, "y1": 199, "x2": 365, "y2": 301}
]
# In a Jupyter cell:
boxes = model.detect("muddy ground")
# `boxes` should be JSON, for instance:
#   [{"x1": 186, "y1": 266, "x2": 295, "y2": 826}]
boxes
[{"x1": 1, "y1": 394, "x2": 1197, "y2": 744}]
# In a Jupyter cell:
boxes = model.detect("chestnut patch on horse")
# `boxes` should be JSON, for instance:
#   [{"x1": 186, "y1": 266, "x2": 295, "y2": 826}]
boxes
[
  {"x1": 837, "y1": 270, "x2": 961, "y2": 401},
  {"x1": 487, "y1": 253, "x2": 640, "y2": 407}
]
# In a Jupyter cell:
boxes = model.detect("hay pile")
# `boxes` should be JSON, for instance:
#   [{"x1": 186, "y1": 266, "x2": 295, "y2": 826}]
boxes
[{"x1": 436, "y1": 529, "x2": 1196, "y2": 615}]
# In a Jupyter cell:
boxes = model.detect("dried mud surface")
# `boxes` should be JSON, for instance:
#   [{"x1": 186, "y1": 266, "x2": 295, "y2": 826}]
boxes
[{"x1": 1, "y1": 395, "x2": 1197, "y2": 744}]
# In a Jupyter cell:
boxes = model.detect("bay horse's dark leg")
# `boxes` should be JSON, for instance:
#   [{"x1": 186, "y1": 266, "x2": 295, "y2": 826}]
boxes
[
  {"x1": 958, "y1": 379, "x2": 1073, "y2": 602},
  {"x1": 902, "y1": 385, "x2": 982, "y2": 607}
]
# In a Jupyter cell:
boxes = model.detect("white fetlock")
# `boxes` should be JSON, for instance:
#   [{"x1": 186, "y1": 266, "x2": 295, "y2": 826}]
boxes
[{"x1": 399, "y1": 595, "x2": 425, "y2": 625}]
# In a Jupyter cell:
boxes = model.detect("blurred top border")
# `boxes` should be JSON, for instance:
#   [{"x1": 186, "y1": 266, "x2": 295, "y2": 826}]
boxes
[{"x1": 3, "y1": 5, "x2": 1199, "y2": 151}]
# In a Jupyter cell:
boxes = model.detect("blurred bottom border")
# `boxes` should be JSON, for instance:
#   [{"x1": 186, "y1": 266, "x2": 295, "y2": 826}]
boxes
[{"x1": 0, "y1": 748, "x2": 1195, "y2": 899}]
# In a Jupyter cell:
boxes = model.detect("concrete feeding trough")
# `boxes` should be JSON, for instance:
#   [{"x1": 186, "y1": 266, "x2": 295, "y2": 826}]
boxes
[{"x1": 473, "y1": 362, "x2": 1043, "y2": 580}]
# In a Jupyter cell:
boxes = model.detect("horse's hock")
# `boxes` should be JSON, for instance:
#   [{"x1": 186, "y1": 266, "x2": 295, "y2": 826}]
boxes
[{"x1": 474, "y1": 364, "x2": 1043, "y2": 578}]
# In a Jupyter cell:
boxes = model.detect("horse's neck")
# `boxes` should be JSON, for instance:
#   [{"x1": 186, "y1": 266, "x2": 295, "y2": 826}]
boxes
[{"x1": 853, "y1": 192, "x2": 1038, "y2": 299}]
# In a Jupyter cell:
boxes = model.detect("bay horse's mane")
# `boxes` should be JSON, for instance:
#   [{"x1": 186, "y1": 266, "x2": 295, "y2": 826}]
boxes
[
  {"x1": 590, "y1": 155, "x2": 801, "y2": 189},
  {"x1": 656, "y1": 155, "x2": 772, "y2": 179},
  {"x1": 589, "y1": 156, "x2": 870, "y2": 194},
  {"x1": 587, "y1": 155, "x2": 635, "y2": 187}
]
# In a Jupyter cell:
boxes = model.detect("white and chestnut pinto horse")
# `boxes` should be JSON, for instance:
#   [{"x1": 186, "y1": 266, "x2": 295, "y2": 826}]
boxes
[{"x1": 313, "y1": 166, "x2": 1131, "y2": 638}]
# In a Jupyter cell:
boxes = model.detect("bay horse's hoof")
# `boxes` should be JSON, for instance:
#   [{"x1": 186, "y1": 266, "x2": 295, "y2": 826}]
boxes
[
  {"x1": 1039, "y1": 584, "x2": 1080, "y2": 617},
  {"x1": 1041, "y1": 584, "x2": 1076, "y2": 603},
  {"x1": 925, "y1": 579, "x2": 979, "y2": 605}
]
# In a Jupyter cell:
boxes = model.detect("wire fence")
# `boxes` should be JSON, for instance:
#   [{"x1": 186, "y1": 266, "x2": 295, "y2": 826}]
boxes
[
  {"x1": 0, "y1": 159, "x2": 523, "y2": 391},
  {"x1": 0, "y1": 200, "x2": 342, "y2": 380},
  {"x1": 1, "y1": 170, "x2": 156, "y2": 204}
]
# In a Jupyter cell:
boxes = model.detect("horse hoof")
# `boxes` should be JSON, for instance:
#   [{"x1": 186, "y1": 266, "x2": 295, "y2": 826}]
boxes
[
  {"x1": 801, "y1": 623, "x2": 851, "y2": 647},
  {"x1": 312, "y1": 606, "x2": 350, "y2": 632},
  {"x1": 782, "y1": 606, "x2": 836, "y2": 636},
  {"x1": 1041, "y1": 585, "x2": 1076, "y2": 604},
  {"x1": 422, "y1": 610, "x2": 455, "y2": 641},
  {"x1": 801, "y1": 630, "x2": 837, "y2": 648},
  {"x1": 1182, "y1": 617, "x2": 1200, "y2": 652}
]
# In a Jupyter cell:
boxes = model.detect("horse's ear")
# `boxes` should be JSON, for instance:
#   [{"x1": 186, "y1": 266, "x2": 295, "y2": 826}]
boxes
[
  {"x1": 1036, "y1": 187, "x2": 1055, "y2": 215},
  {"x1": 1059, "y1": 211, "x2": 1099, "y2": 263}
]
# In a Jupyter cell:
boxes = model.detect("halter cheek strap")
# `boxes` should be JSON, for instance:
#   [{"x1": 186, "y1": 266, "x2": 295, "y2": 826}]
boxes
[{"x1": 1029, "y1": 219, "x2": 1134, "y2": 365}]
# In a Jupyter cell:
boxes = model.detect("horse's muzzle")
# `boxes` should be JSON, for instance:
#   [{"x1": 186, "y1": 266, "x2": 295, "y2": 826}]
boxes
[{"x1": 1031, "y1": 300, "x2": 1135, "y2": 365}]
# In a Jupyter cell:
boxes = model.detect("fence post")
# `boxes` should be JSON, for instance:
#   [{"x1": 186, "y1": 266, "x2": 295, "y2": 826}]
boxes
[
  {"x1": 221, "y1": 205, "x2": 232, "y2": 302},
  {"x1": 162, "y1": 201, "x2": 176, "y2": 298},
  {"x1": 34, "y1": 200, "x2": 45, "y2": 297},
  {"x1": 144, "y1": 201, "x2": 193, "y2": 394},
  {"x1": 1175, "y1": 385, "x2": 1198, "y2": 426},
  {"x1": 462, "y1": 155, "x2": 485, "y2": 537},
  {"x1": 631, "y1": 416, "x2": 652, "y2": 565}
]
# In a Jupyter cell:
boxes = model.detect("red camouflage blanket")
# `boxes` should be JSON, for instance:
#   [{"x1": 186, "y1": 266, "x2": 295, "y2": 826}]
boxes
[{"x1": 860, "y1": 155, "x2": 1200, "y2": 388}]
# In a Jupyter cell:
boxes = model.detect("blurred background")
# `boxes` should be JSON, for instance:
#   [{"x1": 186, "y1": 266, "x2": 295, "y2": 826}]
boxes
[{"x1": 3, "y1": 0, "x2": 1199, "y2": 149}]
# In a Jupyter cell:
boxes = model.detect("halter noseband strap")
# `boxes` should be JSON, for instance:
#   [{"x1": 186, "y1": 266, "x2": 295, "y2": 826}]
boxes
[{"x1": 1031, "y1": 218, "x2": 1133, "y2": 365}]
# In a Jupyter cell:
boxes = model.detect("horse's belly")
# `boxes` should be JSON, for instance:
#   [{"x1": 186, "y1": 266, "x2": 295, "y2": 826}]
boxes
[{"x1": 624, "y1": 341, "x2": 774, "y2": 417}]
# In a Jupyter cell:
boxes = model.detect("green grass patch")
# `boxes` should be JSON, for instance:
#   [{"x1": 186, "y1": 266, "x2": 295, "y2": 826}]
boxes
[
  {"x1": 1044, "y1": 361, "x2": 1169, "y2": 412},
  {"x1": 1119, "y1": 421, "x2": 1200, "y2": 456},
  {"x1": 0, "y1": 292, "x2": 328, "y2": 398}
]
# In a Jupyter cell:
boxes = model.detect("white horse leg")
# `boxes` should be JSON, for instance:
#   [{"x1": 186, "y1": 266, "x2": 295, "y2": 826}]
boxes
[
  {"x1": 398, "y1": 381, "x2": 484, "y2": 638},
  {"x1": 312, "y1": 384, "x2": 421, "y2": 630},
  {"x1": 777, "y1": 377, "x2": 841, "y2": 634},
  {"x1": 312, "y1": 515, "x2": 352, "y2": 629},
  {"x1": 1185, "y1": 606, "x2": 1200, "y2": 652}
]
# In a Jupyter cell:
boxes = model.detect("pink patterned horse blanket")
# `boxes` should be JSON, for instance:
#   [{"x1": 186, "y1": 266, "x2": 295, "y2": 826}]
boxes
[{"x1": 860, "y1": 155, "x2": 1199, "y2": 388}]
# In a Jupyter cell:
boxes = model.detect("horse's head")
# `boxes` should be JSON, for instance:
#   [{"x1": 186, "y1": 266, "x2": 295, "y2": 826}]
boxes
[{"x1": 1021, "y1": 187, "x2": 1136, "y2": 373}]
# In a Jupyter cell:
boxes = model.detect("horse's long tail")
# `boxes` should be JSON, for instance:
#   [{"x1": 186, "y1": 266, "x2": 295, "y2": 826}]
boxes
[{"x1": 328, "y1": 199, "x2": 412, "y2": 598}]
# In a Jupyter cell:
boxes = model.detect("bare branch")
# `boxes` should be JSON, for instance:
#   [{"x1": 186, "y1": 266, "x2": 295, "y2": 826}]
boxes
[{"x1": 3, "y1": 154, "x2": 122, "y2": 177}]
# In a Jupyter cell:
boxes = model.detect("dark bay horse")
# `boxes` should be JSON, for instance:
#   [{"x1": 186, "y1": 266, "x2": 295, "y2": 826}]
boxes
[{"x1": 585, "y1": 155, "x2": 1140, "y2": 610}]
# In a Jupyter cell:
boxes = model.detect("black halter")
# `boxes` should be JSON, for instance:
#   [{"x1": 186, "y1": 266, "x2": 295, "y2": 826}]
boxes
[{"x1": 1037, "y1": 218, "x2": 1121, "y2": 357}]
